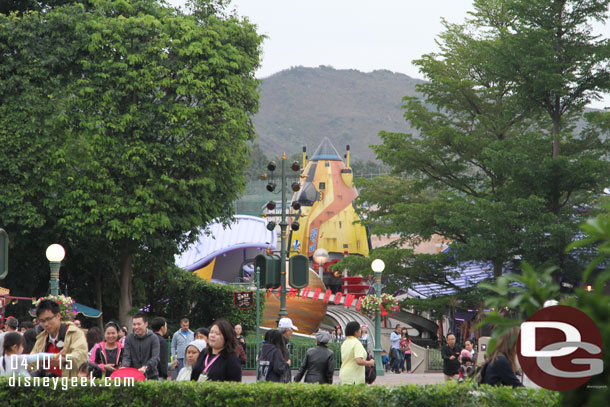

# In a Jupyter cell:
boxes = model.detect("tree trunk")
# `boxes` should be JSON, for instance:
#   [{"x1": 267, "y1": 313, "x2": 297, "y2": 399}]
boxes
[
  {"x1": 493, "y1": 259, "x2": 503, "y2": 278},
  {"x1": 95, "y1": 268, "x2": 104, "y2": 330},
  {"x1": 118, "y1": 253, "x2": 134, "y2": 329},
  {"x1": 551, "y1": 111, "x2": 561, "y2": 158}
]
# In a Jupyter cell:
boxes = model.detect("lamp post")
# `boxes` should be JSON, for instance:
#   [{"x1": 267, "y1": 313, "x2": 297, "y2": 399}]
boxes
[
  {"x1": 313, "y1": 248, "x2": 329, "y2": 280},
  {"x1": 46, "y1": 244, "x2": 65, "y2": 296},
  {"x1": 264, "y1": 153, "x2": 301, "y2": 320},
  {"x1": 371, "y1": 258, "x2": 385, "y2": 376}
]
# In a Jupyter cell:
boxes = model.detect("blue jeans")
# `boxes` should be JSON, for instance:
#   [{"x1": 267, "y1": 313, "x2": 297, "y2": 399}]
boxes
[{"x1": 391, "y1": 349, "x2": 402, "y2": 372}]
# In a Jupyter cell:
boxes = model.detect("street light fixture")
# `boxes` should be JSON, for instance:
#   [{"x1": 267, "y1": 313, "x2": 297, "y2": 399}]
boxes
[
  {"x1": 46, "y1": 244, "x2": 65, "y2": 296},
  {"x1": 313, "y1": 248, "x2": 329, "y2": 280},
  {"x1": 263, "y1": 153, "x2": 302, "y2": 319},
  {"x1": 371, "y1": 258, "x2": 385, "y2": 376}
]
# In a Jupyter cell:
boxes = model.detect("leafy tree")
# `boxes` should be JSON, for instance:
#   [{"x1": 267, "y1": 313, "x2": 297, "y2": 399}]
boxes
[
  {"x1": 472, "y1": 0, "x2": 610, "y2": 159},
  {"x1": 478, "y1": 208, "x2": 610, "y2": 405},
  {"x1": 142, "y1": 265, "x2": 264, "y2": 333},
  {"x1": 0, "y1": 0, "x2": 263, "y2": 326},
  {"x1": 245, "y1": 143, "x2": 270, "y2": 181},
  {"x1": 561, "y1": 210, "x2": 610, "y2": 406},
  {"x1": 340, "y1": 2, "x2": 610, "y2": 294},
  {"x1": 332, "y1": 246, "x2": 462, "y2": 294},
  {"x1": 0, "y1": 0, "x2": 81, "y2": 14},
  {"x1": 350, "y1": 159, "x2": 388, "y2": 179}
]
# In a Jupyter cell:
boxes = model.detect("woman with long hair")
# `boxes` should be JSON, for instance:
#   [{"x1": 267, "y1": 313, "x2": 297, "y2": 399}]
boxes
[
  {"x1": 257, "y1": 329, "x2": 290, "y2": 382},
  {"x1": 85, "y1": 327, "x2": 103, "y2": 353},
  {"x1": 339, "y1": 321, "x2": 374, "y2": 384},
  {"x1": 1, "y1": 332, "x2": 57, "y2": 377},
  {"x1": 23, "y1": 328, "x2": 38, "y2": 354},
  {"x1": 118, "y1": 326, "x2": 128, "y2": 345},
  {"x1": 400, "y1": 328, "x2": 412, "y2": 373},
  {"x1": 190, "y1": 319, "x2": 241, "y2": 382},
  {"x1": 89, "y1": 322, "x2": 123, "y2": 375},
  {"x1": 482, "y1": 327, "x2": 523, "y2": 387}
]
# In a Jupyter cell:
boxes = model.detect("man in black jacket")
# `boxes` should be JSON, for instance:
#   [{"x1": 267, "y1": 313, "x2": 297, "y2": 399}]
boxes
[
  {"x1": 441, "y1": 333, "x2": 461, "y2": 381},
  {"x1": 151, "y1": 317, "x2": 169, "y2": 380},
  {"x1": 123, "y1": 313, "x2": 160, "y2": 380},
  {"x1": 294, "y1": 331, "x2": 335, "y2": 384}
]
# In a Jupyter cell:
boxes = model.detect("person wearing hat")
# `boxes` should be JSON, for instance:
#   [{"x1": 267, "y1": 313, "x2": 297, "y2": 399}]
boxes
[
  {"x1": 294, "y1": 331, "x2": 335, "y2": 384},
  {"x1": 277, "y1": 317, "x2": 298, "y2": 338},
  {"x1": 176, "y1": 339, "x2": 207, "y2": 381},
  {"x1": 277, "y1": 317, "x2": 298, "y2": 383}
]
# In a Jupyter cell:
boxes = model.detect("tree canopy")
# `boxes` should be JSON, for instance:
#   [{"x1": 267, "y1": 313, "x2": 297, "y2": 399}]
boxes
[
  {"x1": 338, "y1": 0, "x2": 610, "y2": 295},
  {"x1": 0, "y1": 0, "x2": 263, "y2": 326}
]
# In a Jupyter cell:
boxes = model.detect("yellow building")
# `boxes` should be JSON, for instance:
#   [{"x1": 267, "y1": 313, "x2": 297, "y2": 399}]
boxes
[{"x1": 288, "y1": 138, "x2": 370, "y2": 288}]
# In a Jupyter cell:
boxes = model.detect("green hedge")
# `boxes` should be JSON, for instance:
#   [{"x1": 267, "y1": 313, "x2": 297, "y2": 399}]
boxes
[
  {"x1": 0, "y1": 379, "x2": 560, "y2": 407},
  {"x1": 146, "y1": 266, "x2": 265, "y2": 334}
]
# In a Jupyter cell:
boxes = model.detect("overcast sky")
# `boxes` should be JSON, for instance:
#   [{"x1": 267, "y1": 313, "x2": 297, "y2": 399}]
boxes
[{"x1": 168, "y1": 0, "x2": 610, "y2": 109}]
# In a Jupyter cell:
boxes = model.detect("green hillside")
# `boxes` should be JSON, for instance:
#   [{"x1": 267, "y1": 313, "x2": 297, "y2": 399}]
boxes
[{"x1": 253, "y1": 66, "x2": 423, "y2": 161}]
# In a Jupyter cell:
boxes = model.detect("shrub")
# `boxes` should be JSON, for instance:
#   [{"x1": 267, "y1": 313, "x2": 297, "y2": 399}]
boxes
[
  {"x1": 0, "y1": 378, "x2": 560, "y2": 407},
  {"x1": 145, "y1": 266, "x2": 264, "y2": 334}
]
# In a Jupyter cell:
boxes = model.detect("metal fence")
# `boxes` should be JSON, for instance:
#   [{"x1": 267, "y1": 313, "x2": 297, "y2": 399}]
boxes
[
  {"x1": 427, "y1": 348, "x2": 443, "y2": 371},
  {"x1": 167, "y1": 337, "x2": 372, "y2": 370},
  {"x1": 169, "y1": 337, "x2": 373, "y2": 371},
  {"x1": 243, "y1": 338, "x2": 344, "y2": 371}
]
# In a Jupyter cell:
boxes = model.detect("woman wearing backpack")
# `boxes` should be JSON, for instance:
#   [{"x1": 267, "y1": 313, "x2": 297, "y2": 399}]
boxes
[
  {"x1": 482, "y1": 327, "x2": 523, "y2": 388},
  {"x1": 257, "y1": 329, "x2": 290, "y2": 382}
]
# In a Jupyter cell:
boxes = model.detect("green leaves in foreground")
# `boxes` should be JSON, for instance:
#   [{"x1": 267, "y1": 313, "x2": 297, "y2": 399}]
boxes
[
  {"x1": 477, "y1": 262, "x2": 560, "y2": 352},
  {"x1": 0, "y1": 379, "x2": 561, "y2": 407}
]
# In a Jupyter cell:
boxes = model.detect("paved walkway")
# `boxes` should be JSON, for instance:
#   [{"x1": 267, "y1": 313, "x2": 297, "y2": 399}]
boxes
[{"x1": 242, "y1": 371, "x2": 445, "y2": 386}]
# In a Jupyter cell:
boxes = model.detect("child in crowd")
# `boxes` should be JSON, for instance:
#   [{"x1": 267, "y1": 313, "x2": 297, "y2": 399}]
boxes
[
  {"x1": 381, "y1": 350, "x2": 390, "y2": 372},
  {"x1": 458, "y1": 348, "x2": 474, "y2": 382},
  {"x1": 194, "y1": 328, "x2": 209, "y2": 342},
  {"x1": 0, "y1": 332, "x2": 57, "y2": 377},
  {"x1": 78, "y1": 362, "x2": 103, "y2": 379}
]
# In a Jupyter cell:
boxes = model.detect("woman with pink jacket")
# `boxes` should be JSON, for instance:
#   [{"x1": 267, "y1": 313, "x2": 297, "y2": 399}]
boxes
[{"x1": 89, "y1": 322, "x2": 123, "y2": 375}]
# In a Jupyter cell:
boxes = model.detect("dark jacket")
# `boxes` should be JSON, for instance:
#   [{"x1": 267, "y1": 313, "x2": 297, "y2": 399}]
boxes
[
  {"x1": 191, "y1": 349, "x2": 242, "y2": 382},
  {"x1": 155, "y1": 332, "x2": 168, "y2": 379},
  {"x1": 280, "y1": 335, "x2": 292, "y2": 383},
  {"x1": 441, "y1": 344, "x2": 461, "y2": 376},
  {"x1": 294, "y1": 344, "x2": 334, "y2": 384},
  {"x1": 257, "y1": 343, "x2": 290, "y2": 382},
  {"x1": 482, "y1": 355, "x2": 523, "y2": 388},
  {"x1": 122, "y1": 330, "x2": 160, "y2": 380}
]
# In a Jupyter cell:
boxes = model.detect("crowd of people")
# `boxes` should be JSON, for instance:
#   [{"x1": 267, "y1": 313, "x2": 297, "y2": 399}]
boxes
[
  {"x1": 441, "y1": 330, "x2": 523, "y2": 388},
  {"x1": 0, "y1": 299, "x2": 525, "y2": 388},
  {"x1": 0, "y1": 300, "x2": 246, "y2": 382}
]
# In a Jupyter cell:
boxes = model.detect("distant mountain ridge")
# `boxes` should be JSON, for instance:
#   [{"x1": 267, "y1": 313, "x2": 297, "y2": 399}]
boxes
[{"x1": 253, "y1": 66, "x2": 423, "y2": 161}]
